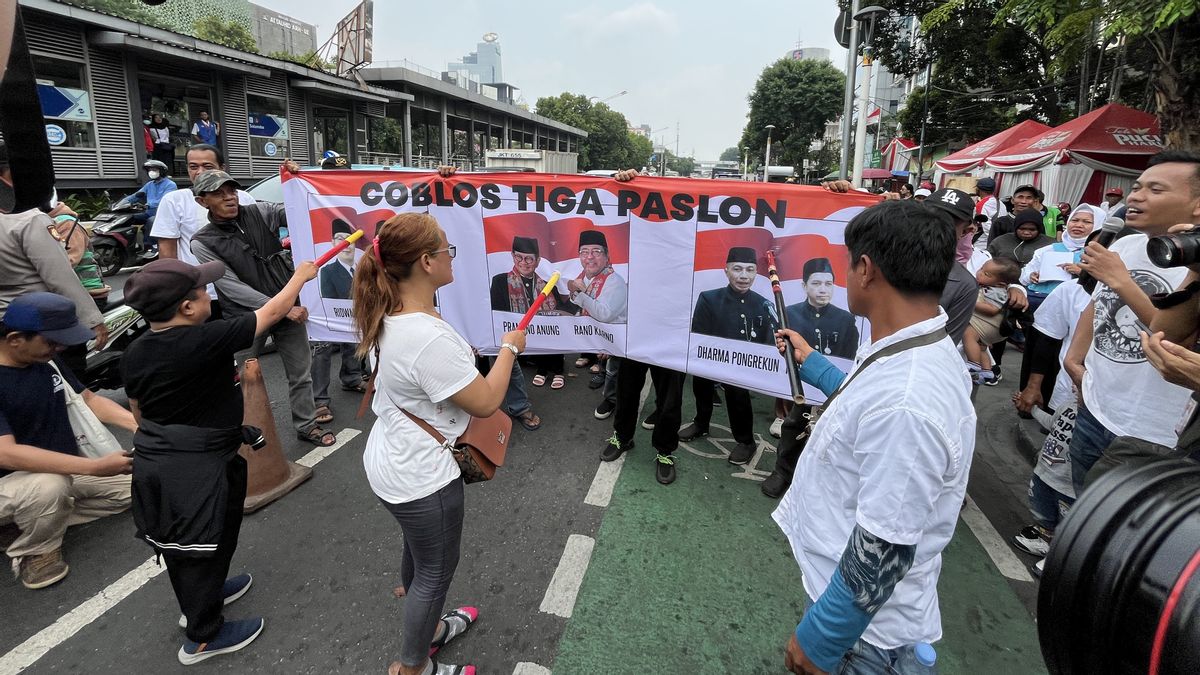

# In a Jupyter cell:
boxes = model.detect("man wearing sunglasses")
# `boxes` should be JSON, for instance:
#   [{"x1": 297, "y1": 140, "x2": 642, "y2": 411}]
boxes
[{"x1": 566, "y1": 230, "x2": 627, "y2": 324}]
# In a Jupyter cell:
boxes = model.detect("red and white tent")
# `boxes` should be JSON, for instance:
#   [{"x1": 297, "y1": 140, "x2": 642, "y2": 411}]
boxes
[
  {"x1": 933, "y1": 119, "x2": 1052, "y2": 180},
  {"x1": 985, "y1": 103, "x2": 1162, "y2": 205},
  {"x1": 879, "y1": 137, "x2": 916, "y2": 174}
]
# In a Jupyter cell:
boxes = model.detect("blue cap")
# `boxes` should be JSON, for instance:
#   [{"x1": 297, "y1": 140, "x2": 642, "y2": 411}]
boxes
[{"x1": 2, "y1": 292, "x2": 95, "y2": 345}]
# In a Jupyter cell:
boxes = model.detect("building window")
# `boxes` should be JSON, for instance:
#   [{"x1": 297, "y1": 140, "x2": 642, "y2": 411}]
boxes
[
  {"x1": 32, "y1": 54, "x2": 95, "y2": 149},
  {"x1": 248, "y1": 94, "x2": 289, "y2": 159},
  {"x1": 368, "y1": 117, "x2": 404, "y2": 157}
]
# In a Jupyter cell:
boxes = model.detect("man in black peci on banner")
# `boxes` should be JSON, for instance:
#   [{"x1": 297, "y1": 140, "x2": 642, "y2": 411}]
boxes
[
  {"x1": 786, "y1": 257, "x2": 859, "y2": 359},
  {"x1": 683, "y1": 246, "x2": 779, "y2": 464}
]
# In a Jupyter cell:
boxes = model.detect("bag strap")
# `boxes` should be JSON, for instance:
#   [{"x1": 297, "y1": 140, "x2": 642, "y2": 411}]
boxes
[
  {"x1": 817, "y1": 329, "x2": 947, "y2": 414},
  {"x1": 358, "y1": 347, "x2": 451, "y2": 448},
  {"x1": 47, "y1": 360, "x2": 82, "y2": 406}
]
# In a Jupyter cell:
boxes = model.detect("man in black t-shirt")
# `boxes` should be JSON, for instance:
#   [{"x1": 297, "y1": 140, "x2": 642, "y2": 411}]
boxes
[
  {"x1": 121, "y1": 256, "x2": 315, "y2": 665},
  {"x1": 0, "y1": 292, "x2": 135, "y2": 590}
]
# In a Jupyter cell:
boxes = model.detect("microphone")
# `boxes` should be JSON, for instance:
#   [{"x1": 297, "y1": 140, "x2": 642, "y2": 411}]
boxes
[{"x1": 1078, "y1": 217, "x2": 1125, "y2": 294}]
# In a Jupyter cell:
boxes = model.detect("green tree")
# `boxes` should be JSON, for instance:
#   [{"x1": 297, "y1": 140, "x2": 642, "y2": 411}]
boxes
[
  {"x1": 626, "y1": 133, "x2": 654, "y2": 170},
  {"x1": 719, "y1": 146, "x2": 741, "y2": 162},
  {"x1": 194, "y1": 16, "x2": 259, "y2": 54},
  {"x1": 61, "y1": 0, "x2": 170, "y2": 29},
  {"x1": 739, "y1": 58, "x2": 845, "y2": 171},
  {"x1": 267, "y1": 50, "x2": 334, "y2": 71},
  {"x1": 535, "y1": 93, "x2": 645, "y2": 170},
  {"x1": 895, "y1": 84, "x2": 1013, "y2": 149},
  {"x1": 1000, "y1": 0, "x2": 1200, "y2": 148}
]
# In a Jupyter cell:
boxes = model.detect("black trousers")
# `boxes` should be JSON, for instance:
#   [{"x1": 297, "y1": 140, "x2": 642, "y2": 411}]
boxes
[
  {"x1": 770, "y1": 403, "x2": 815, "y2": 482},
  {"x1": 613, "y1": 359, "x2": 683, "y2": 454},
  {"x1": 691, "y1": 376, "x2": 754, "y2": 444},
  {"x1": 163, "y1": 457, "x2": 247, "y2": 643}
]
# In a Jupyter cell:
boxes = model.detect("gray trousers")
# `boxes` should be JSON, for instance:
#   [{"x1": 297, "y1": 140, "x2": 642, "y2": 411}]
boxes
[
  {"x1": 311, "y1": 341, "x2": 363, "y2": 407},
  {"x1": 381, "y1": 479, "x2": 465, "y2": 667},
  {"x1": 253, "y1": 317, "x2": 318, "y2": 434}
]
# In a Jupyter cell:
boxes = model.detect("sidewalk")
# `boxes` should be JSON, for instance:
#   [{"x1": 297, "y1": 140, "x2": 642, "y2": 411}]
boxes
[{"x1": 554, "y1": 392, "x2": 1047, "y2": 674}]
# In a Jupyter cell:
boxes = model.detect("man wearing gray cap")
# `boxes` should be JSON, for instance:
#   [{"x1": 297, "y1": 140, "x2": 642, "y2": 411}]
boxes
[{"x1": 189, "y1": 167, "x2": 335, "y2": 447}]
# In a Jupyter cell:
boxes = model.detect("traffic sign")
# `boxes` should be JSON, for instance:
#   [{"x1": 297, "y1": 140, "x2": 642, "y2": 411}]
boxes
[{"x1": 834, "y1": 10, "x2": 852, "y2": 49}]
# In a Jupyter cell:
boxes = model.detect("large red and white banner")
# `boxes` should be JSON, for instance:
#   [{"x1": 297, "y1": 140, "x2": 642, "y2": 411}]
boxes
[{"x1": 283, "y1": 170, "x2": 878, "y2": 401}]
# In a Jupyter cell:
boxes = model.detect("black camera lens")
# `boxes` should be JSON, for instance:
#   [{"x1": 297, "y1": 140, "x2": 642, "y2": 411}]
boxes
[
  {"x1": 1148, "y1": 231, "x2": 1200, "y2": 268},
  {"x1": 1038, "y1": 459, "x2": 1200, "y2": 674}
]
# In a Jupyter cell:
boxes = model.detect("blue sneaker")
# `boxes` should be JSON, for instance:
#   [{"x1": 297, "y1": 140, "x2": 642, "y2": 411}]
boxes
[
  {"x1": 179, "y1": 573, "x2": 253, "y2": 628},
  {"x1": 178, "y1": 617, "x2": 264, "y2": 665}
]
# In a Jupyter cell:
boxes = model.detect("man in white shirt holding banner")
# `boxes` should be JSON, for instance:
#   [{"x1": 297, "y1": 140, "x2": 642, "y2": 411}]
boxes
[{"x1": 772, "y1": 199, "x2": 976, "y2": 674}]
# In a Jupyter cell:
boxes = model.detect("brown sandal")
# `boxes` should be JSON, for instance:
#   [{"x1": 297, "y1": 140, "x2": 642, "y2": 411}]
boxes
[
  {"x1": 315, "y1": 405, "x2": 334, "y2": 424},
  {"x1": 298, "y1": 426, "x2": 336, "y2": 447},
  {"x1": 514, "y1": 410, "x2": 541, "y2": 431}
]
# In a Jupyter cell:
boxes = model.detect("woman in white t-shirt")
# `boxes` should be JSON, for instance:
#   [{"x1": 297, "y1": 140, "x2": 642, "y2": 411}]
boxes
[{"x1": 353, "y1": 211, "x2": 526, "y2": 675}]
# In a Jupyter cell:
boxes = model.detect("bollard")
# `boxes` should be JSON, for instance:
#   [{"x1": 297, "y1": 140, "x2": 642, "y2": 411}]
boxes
[{"x1": 239, "y1": 358, "x2": 313, "y2": 513}]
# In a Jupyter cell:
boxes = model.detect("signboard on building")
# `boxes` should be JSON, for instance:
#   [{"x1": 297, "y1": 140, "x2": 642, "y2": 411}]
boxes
[
  {"x1": 37, "y1": 84, "x2": 92, "y2": 121},
  {"x1": 45, "y1": 124, "x2": 66, "y2": 146},
  {"x1": 334, "y1": 0, "x2": 373, "y2": 76},
  {"x1": 487, "y1": 150, "x2": 541, "y2": 160},
  {"x1": 248, "y1": 113, "x2": 288, "y2": 138}
]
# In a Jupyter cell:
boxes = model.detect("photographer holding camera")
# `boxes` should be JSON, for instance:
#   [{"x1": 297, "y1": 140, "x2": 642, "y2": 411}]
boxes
[{"x1": 1063, "y1": 150, "x2": 1200, "y2": 492}]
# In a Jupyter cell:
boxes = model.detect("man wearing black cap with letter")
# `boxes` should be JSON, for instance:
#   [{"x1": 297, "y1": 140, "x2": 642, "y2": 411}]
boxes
[
  {"x1": 121, "y1": 256, "x2": 316, "y2": 665},
  {"x1": 189, "y1": 168, "x2": 334, "y2": 447},
  {"x1": 684, "y1": 246, "x2": 778, "y2": 464},
  {"x1": 0, "y1": 292, "x2": 134, "y2": 590},
  {"x1": 567, "y1": 229, "x2": 627, "y2": 323},
  {"x1": 785, "y1": 258, "x2": 859, "y2": 359}
]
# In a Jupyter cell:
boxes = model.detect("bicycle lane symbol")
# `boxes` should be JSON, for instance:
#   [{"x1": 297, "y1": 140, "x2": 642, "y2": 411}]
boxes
[{"x1": 678, "y1": 422, "x2": 776, "y2": 482}]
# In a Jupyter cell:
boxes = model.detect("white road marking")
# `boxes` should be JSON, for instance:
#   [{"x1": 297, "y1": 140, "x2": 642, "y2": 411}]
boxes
[
  {"x1": 539, "y1": 534, "x2": 596, "y2": 618},
  {"x1": 961, "y1": 496, "x2": 1034, "y2": 583},
  {"x1": 0, "y1": 428, "x2": 361, "y2": 673},
  {"x1": 513, "y1": 663, "x2": 552, "y2": 675},
  {"x1": 584, "y1": 455, "x2": 624, "y2": 507},
  {"x1": 296, "y1": 427, "x2": 362, "y2": 467}
]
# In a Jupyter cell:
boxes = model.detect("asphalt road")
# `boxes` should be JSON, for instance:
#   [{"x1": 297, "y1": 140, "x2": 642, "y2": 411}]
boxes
[{"x1": 1, "y1": 332, "x2": 1050, "y2": 673}]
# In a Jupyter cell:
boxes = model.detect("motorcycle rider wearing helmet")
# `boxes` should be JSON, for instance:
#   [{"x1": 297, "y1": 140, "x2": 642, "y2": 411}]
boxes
[{"x1": 129, "y1": 160, "x2": 177, "y2": 256}]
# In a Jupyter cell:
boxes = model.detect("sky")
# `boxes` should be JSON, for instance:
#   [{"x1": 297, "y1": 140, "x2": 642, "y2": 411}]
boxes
[{"x1": 252, "y1": 0, "x2": 848, "y2": 161}]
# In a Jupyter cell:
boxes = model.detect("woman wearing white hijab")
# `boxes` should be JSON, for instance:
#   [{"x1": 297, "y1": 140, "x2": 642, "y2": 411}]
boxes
[{"x1": 1020, "y1": 203, "x2": 1107, "y2": 307}]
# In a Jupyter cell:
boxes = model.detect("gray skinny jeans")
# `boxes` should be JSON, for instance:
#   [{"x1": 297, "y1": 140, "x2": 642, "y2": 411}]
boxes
[{"x1": 381, "y1": 478, "x2": 465, "y2": 667}]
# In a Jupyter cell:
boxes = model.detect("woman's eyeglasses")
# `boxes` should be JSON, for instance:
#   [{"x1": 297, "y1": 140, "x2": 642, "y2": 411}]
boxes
[{"x1": 429, "y1": 245, "x2": 457, "y2": 259}]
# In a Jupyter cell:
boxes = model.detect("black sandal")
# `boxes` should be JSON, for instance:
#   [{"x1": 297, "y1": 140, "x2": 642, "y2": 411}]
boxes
[{"x1": 298, "y1": 426, "x2": 335, "y2": 447}]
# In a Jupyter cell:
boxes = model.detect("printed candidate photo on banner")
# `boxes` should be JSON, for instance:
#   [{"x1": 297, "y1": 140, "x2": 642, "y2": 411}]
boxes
[
  {"x1": 685, "y1": 215, "x2": 869, "y2": 402},
  {"x1": 483, "y1": 208, "x2": 630, "y2": 354}
]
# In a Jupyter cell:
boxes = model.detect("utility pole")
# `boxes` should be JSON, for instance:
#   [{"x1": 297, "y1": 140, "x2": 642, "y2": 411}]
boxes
[{"x1": 838, "y1": 0, "x2": 861, "y2": 180}]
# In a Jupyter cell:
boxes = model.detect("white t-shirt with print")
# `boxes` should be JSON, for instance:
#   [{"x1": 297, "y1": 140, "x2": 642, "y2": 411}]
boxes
[
  {"x1": 363, "y1": 313, "x2": 478, "y2": 504},
  {"x1": 1032, "y1": 280, "x2": 1091, "y2": 411},
  {"x1": 1082, "y1": 234, "x2": 1191, "y2": 446}
]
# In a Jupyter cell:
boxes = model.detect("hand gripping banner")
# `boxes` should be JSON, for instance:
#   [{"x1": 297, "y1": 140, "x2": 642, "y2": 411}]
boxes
[{"x1": 282, "y1": 170, "x2": 879, "y2": 402}]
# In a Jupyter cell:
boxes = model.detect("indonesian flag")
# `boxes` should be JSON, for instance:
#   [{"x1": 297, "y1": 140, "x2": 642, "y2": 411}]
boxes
[{"x1": 866, "y1": 103, "x2": 882, "y2": 124}]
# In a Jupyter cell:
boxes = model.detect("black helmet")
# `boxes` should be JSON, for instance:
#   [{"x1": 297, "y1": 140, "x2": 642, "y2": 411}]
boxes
[
  {"x1": 143, "y1": 159, "x2": 169, "y2": 173},
  {"x1": 320, "y1": 154, "x2": 350, "y2": 170}
]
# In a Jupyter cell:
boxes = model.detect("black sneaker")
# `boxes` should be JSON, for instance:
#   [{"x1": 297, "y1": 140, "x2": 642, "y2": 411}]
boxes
[
  {"x1": 655, "y1": 454, "x2": 676, "y2": 485},
  {"x1": 678, "y1": 422, "x2": 709, "y2": 441},
  {"x1": 761, "y1": 472, "x2": 789, "y2": 498},
  {"x1": 984, "y1": 367, "x2": 1003, "y2": 387},
  {"x1": 641, "y1": 410, "x2": 660, "y2": 430},
  {"x1": 728, "y1": 442, "x2": 755, "y2": 465},
  {"x1": 600, "y1": 434, "x2": 632, "y2": 462},
  {"x1": 594, "y1": 399, "x2": 616, "y2": 420},
  {"x1": 588, "y1": 372, "x2": 605, "y2": 389}
]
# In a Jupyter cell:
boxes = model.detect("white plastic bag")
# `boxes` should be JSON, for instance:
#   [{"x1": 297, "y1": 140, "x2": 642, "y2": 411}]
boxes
[{"x1": 49, "y1": 361, "x2": 123, "y2": 458}]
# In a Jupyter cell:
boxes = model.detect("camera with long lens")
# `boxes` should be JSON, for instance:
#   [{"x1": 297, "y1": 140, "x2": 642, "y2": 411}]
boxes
[
  {"x1": 1038, "y1": 459, "x2": 1200, "y2": 674},
  {"x1": 241, "y1": 425, "x2": 267, "y2": 450},
  {"x1": 1148, "y1": 227, "x2": 1200, "y2": 268}
]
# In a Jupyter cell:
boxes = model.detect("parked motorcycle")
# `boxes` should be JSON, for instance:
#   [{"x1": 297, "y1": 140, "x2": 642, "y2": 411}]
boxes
[
  {"x1": 89, "y1": 194, "x2": 155, "y2": 277},
  {"x1": 83, "y1": 299, "x2": 149, "y2": 391}
]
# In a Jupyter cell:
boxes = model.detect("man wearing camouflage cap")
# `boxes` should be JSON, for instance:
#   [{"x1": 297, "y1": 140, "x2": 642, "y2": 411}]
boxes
[{"x1": 189, "y1": 166, "x2": 335, "y2": 447}]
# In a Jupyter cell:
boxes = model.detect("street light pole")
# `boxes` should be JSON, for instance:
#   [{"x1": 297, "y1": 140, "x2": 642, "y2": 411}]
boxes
[
  {"x1": 763, "y1": 124, "x2": 775, "y2": 183},
  {"x1": 839, "y1": 0, "x2": 861, "y2": 180},
  {"x1": 851, "y1": 6, "x2": 888, "y2": 188}
]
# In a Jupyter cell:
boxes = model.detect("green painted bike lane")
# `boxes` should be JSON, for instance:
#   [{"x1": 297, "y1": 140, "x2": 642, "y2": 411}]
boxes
[{"x1": 553, "y1": 394, "x2": 1046, "y2": 674}]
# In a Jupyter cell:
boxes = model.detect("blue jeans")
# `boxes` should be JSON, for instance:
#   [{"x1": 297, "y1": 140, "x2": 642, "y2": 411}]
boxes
[
  {"x1": 1067, "y1": 405, "x2": 1117, "y2": 496},
  {"x1": 834, "y1": 639, "x2": 938, "y2": 675},
  {"x1": 501, "y1": 357, "x2": 531, "y2": 417},
  {"x1": 1028, "y1": 474, "x2": 1074, "y2": 531}
]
